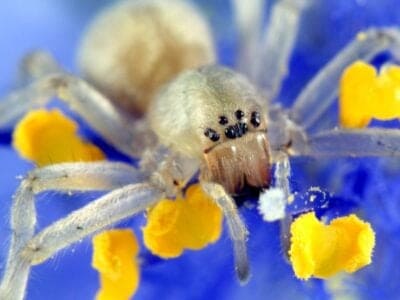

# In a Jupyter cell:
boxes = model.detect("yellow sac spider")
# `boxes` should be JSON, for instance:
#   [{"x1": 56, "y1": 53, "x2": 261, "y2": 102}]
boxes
[{"x1": 0, "y1": 0, "x2": 399, "y2": 299}]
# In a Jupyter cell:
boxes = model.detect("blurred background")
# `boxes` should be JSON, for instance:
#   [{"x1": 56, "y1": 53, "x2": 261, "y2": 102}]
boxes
[{"x1": 1, "y1": 0, "x2": 400, "y2": 299}]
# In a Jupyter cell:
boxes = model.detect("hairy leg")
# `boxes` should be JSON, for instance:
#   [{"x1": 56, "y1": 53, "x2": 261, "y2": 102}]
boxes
[
  {"x1": 231, "y1": 0, "x2": 265, "y2": 79},
  {"x1": 292, "y1": 128, "x2": 400, "y2": 157},
  {"x1": 259, "y1": 151, "x2": 293, "y2": 257},
  {"x1": 256, "y1": 0, "x2": 311, "y2": 100},
  {"x1": 289, "y1": 28, "x2": 400, "y2": 131},
  {"x1": 0, "y1": 51, "x2": 156, "y2": 157},
  {"x1": 201, "y1": 182, "x2": 249, "y2": 284},
  {"x1": 273, "y1": 153, "x2": 293, "y2": 259},
  {"x1": 0, "y1": 161, "x2": 145, "y2": 300},
  {"x1": 22, "y1": 183, "x2": 161, "y2": 265}
]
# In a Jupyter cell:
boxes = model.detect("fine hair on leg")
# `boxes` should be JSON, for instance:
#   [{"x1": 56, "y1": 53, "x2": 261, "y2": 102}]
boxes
[
  {"x1": 289, "y1": 28, "x2": 400, "y2": 131},
  {"x1": 256, "y1": 0, "x2": 311, "y2": 100},
  {"x1": 0, "y1": 70, "x2": 155, "y2": 157},
  {"x1": 0, "y1": 161, "x2": 146, "y2": 300},
  {"x1": 201, "y1": 181, "x2": 250, "y2": 284},
  {"x1": 295, "y1": 128, "x2": 400, "y2": 157}
]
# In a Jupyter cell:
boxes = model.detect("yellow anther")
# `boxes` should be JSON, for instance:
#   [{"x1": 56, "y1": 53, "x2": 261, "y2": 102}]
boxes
[
  {"x1": 339, "y1": 60, "x2": 400, "y2": 128},
  {"x1": 12, "y1": 109, "x2": 104, "y2": 166},
  {"x1": 142, "y1": 184, "x2": 223, "y2": 258},
  {"x1": 289, "y1": 212, "x2": 375, "y2": 280},
  {"x1": 92, "y1": 229, "x2": 140, "y2": 300},
  {"x1": 339, "y1": 61, "x2": 376, "y2": 128}
]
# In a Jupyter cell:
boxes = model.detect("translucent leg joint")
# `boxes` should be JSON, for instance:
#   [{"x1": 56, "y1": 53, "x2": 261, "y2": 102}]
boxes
[
  {"x1": 0, "y1": 162, "x2": 147, "y2": 300},
  {"x1": 202, "y1": 182, "x2": 250, "y2": 284},
  {"x1": 290, "y1": 27, "x2": 400, "y2": 131}
]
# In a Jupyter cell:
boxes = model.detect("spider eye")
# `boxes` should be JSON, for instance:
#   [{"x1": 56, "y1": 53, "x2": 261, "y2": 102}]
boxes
[
  {"x1": 204, "y1": 128, "x2": 220, "y2": 142},
  {"x1": 225, "y1": 125, "x2": 237, "y2": 139},
  {"x1": 239, "y1": 122, "x2": 248, "y2": 134},
  {"x1": 235, "y1": 110, "x2": 245, "y2": 120},
  {"x1": 250, "y1": 111, "x2": 261, "y2": 127},
  {"x1": 219, "y1": 115, "x2": 229, "y2": 125}
]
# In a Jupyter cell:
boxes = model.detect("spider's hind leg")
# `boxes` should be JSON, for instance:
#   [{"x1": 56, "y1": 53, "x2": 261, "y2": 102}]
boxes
[
  {"x1": 0, "y1": 51, "x2": 155, "y2": 157},
  {"x1": 18, "y1": 51, "x2": 63, "y2": 84}
]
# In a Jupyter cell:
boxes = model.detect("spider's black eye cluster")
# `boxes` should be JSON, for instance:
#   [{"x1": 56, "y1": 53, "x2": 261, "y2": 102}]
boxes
[
  {"x1": 225, "y1": 122, "x2": 248, "y2": 139},
  {"x1": 204, "y1": 128, "x2": 220, "y2": 142},
  {"x1": 205, "y1": 110, "x2": 262, "y2": 142},
  {"x1": 223, "y1": 109, "x2": 253, "y2": 139}
]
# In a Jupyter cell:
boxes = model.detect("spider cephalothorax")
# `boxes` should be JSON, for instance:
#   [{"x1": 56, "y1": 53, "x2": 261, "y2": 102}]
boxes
[{"x1": 149, "y1": 66, "x2": 271, "y2": 194}]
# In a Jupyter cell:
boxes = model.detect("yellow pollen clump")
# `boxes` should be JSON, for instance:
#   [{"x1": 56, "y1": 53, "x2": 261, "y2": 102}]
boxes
[
  {"x1": 12, "y1": 109, "x2": 104, "y2": 166},
  {"x1": 142, "y1": 184, "x2": 223, "y2": 258},
  {"x1": 289, "y1": 212, "x2": 375, "y2": 280},
  {"x1": 339, "y1": 60, "x2": 400, "y2": 128},
  {"x1": 92, "y1": 229, "x2": 140, "y2": 300}
]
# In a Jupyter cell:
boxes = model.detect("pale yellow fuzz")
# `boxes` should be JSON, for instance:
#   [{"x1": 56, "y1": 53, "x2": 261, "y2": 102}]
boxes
[
  {"x1": 92, "y1": 229, "x2": 140, "y2": 300},
  {"x1": 142, "y1": 184, "x2": 223, "y2": 258},
  {"x1": 12, "y1": 109, "x2": 104, "y2": 166},
  {"x1": 289, "y1": 212, "x2": 375, "y2": 280},
  {"x1": 339, "y1": 60, "x2": 400, "y2": 128}
]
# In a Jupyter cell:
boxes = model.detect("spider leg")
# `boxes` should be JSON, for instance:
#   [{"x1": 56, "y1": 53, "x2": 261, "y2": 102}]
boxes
[
  {"x1": 273, "y1": 153, "x2": 293, "y2": 260},
  {"x1": 201, "y1": 182, "x2": 249, "y2": 284},
  {"x1": 22, "y1": 183, "x2": 161, "y2": 264},
  {"x1": 256, "y1": 0, "x2": 311, "y2": 100},
  {"x1": 261, "y1": 152, "x2": 293, "y2": 258},
  {"x1": 0, "y1": 51, "x2": 156, "y2": 157},
  {"x1": 291, "y1": 128, "x2": 400, "y2": 157},
  {"x1": 289, "y1": 28, "x2": 400, "y2": 131},
  {"x1": 17, "y1": 51, "x2": 63, "y2": 84},
  {"x1": 231, "y1": 0, "x2": 265, "y2": 78},
  {"x1": 0, "y1": 161, "x2": 145, "y2": 300}
]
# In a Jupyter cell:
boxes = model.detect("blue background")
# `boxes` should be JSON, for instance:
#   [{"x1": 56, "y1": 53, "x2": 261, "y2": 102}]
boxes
[{"x1": 1, "y1": 0, "x2": 400, "y2": 299}]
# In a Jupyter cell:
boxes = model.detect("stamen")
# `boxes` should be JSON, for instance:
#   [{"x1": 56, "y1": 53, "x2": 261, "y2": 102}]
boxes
[
  {"x1": 92, "y1": 229, "x2": 140, "y2": 300},
  {"x1": 340, "y1": 60, "x2": 400, "y2": 128},
  {"x1": 142, "y1": 184, "x2": 223, "y2": 257},
  {"x1": 12, "y1": 109, "x2": 105, "y2": 166},
  {"x1": 289, "y1": 212, "x2": 375, "y2": 280}
]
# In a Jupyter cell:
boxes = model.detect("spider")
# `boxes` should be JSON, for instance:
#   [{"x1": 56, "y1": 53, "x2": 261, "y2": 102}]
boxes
[{"x1": 1, "y1": 0, "x2": 400, "y2": 299}]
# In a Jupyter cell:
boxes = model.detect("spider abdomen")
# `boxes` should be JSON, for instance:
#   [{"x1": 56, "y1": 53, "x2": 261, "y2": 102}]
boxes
[{"x1": 78, "y1": 0, "x2": 215, "y2": 115}]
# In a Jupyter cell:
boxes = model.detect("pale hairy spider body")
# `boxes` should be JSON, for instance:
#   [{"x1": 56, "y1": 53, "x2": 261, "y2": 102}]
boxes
[
  {"x1": 2, "y1": 0, "x2": 400, "y2": 299},
  {"x1": 78, "y1": 0, "x2": 216, "y2": 115},
  {"x1": 149, "y1": 66, "x2": 271, "y2": 194}
]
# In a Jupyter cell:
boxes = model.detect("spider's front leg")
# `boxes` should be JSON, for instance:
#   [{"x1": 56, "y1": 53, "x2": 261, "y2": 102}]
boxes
[
  {"x1": 231, "y1": 0, "x2": 265, "y2": 78},
  {"x1": 1, "y1": 146, "x2": 197, "y2": 300},
  {"x1": 271, "y1": 27, "x2": 400, "y2": 157},
  {"x1": 0, "y1": 51, "x2": 155, "y2": 157},
  {"x1": 0, "y1": 161, "x2": 146, "y2": 300},
  {"x1": 255, "y1": 0, "x2": 311, "y2": 99},
  {"x1": 22, "y1": 183, "x2": 162, "y2": 266},
  {"x1": 232, "y1": 0, "x2": 311, "y2": 100},
  {"x1": 201, "y1": 182, "x2": 250, "y2": 283},
  {"x1": 293, "y1": 128, "x2": 400, "y2": 157},
  {"x1": 289, "y1": 28, "x2": 400, "y2": 131}
]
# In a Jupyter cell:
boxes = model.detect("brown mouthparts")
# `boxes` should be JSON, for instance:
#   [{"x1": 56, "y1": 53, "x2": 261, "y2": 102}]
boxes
[{"x1": 201, "y1": 132, "x2": 271, "y2": 194}]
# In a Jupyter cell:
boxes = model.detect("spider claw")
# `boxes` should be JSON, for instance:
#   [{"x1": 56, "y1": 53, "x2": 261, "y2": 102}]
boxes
[{"x1": 234, "y1": 239, "x2": 251, "y2": 285}]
